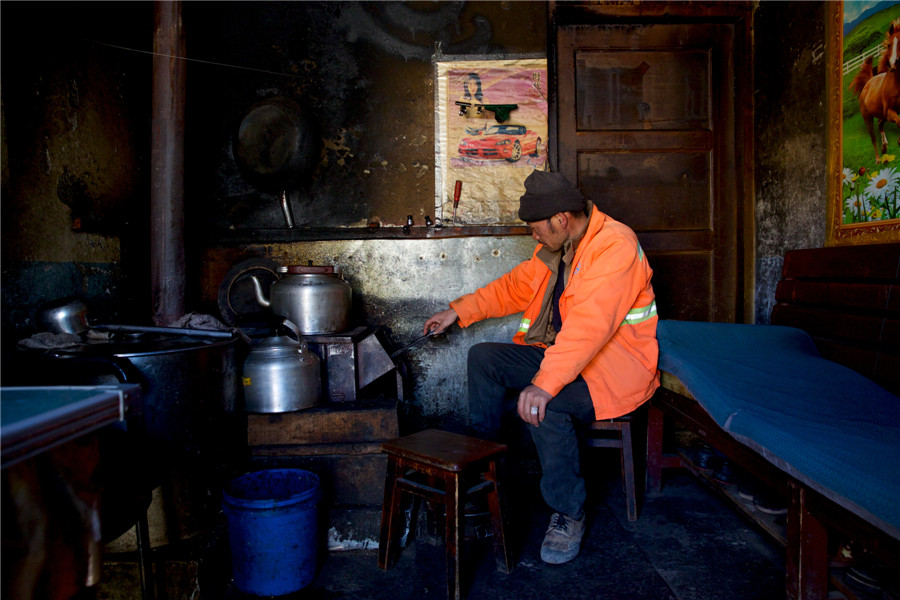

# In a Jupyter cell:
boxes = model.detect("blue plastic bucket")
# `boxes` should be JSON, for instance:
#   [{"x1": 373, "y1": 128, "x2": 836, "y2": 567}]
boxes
[{"x1": 222, "y1": 469, "x2": 321, "y2": 596}]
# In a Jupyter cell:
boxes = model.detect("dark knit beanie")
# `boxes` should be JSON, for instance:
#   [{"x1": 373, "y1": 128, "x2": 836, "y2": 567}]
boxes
[{"x1": 518, "y1": 170, "x2": 586, "y2": 222}]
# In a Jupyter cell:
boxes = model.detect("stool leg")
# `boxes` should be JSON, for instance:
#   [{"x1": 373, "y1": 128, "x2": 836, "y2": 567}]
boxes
[
  {"x1": 646, "y1": 405, "x2": 665, "y2": 493},
  {"x1": 445, "y1": 472, "x2": 463, "y2": 600},
  {"x1": 786, "y1": 482, "x2": 828, "y2": 600},
  {"x1": 425, "y1": 473, "x2": 442, "y2": 540},
  {"x1": 484, "y1": 460, "x2": 513, "y2": 574},
  {"x1": 621, "y1": 422, "x2": 638, "y2": 522},
  {"x1": 407, "y1": 495, "x2": 422, "y2": 547},
  {"x1": 378, "y1": 456, "x2": 403, "y2": 569},
  {"x1": 135, "y1": 511, "x2": 155, "y2": 600}
]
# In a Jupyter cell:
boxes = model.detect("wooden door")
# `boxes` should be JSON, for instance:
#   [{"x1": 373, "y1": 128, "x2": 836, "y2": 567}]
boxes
[{"x1": 553, "y1": 13, "x2": 752, "y2": 323}]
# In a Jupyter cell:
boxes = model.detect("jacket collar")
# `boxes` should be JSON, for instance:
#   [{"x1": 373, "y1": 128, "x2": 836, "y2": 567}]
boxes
[{"x1": 535, "y1": 201, "x2": 605, "y2": 269}]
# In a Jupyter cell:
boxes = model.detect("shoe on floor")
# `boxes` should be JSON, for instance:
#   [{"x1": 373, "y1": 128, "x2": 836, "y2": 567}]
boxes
[
  {"x1": 737, "y1": 475, "x2": 762, "y2": 501},
  {"x1": 540, "y1": 512, "x2": 585, "y2": 565},
  {"x1": 753, "y1": 488, "x2": 787, "y2": 515},
  {"x1": 695, "y1": 445, "x2": 717, "y2": 471},
  {"x1": 847, "y1": 564, "x2": 885, "y2": 592},
  {"x1": 713, "y1": 460, "x2": 737, "y2": 485}
]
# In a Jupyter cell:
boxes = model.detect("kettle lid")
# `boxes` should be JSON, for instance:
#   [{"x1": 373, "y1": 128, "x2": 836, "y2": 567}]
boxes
[
  {"x1": 280, "y1": 264, "x2": 336, "y2": 275},
  {"x1": 255, "y1": 334, "x2": 305, "y2": 351},
  {"x1": 253, "y1": 318, "x2": 309, "y2": 353}
]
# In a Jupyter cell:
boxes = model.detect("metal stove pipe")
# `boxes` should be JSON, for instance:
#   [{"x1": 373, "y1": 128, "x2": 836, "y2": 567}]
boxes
[{"x1": 150, "y1": 0, "x2": 186, "y2": 326}]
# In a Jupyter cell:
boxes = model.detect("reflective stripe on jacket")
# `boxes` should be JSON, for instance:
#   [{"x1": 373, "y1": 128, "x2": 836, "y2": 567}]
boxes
[{"x1": 450, "y1": 206, "x2": 660, "y2": 420}]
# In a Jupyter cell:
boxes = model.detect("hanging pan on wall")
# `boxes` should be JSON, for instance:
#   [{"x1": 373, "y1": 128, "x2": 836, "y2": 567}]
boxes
[{"x1": 232, "y1": 96, "x2": 321, "y2": 195}]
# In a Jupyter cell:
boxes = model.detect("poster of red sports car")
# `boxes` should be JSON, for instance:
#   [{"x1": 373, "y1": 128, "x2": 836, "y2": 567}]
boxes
[
  {"x1": 435, "y1": 58, "x2": 548, "y2": 225},
  {"x1": 458, "y1": 124, "x2": 543, "y2": 162}
]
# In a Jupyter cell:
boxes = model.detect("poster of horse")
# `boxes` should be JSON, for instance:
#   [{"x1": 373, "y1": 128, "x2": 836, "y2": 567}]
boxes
[{"x1": 831, "y1": 0, "x2": 900, "y2": 243}]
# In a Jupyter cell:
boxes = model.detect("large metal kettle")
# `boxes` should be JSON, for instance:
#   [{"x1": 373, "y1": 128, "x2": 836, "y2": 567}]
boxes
[
  {"x1": 242, "y1": 319, "x2": 321, "y2": 413},
  {"x1": 249, "y1": 262, "x2": 352, "y2": 334}
]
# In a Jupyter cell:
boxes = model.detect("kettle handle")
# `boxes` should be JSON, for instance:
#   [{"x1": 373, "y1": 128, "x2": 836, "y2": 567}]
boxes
[{"x1": 279, "y1": 318, "x2": 303, "y2": 341}]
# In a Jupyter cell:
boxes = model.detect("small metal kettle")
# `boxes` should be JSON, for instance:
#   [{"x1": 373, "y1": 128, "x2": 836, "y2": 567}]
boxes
[{"x1": 242, "y1": 319, "x2": 321, "y2": 413}]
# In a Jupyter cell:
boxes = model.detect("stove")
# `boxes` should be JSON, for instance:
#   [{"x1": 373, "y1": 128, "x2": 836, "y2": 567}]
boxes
[{"x1": 303, "y1": 326, "x2": 401, "y2": 403}]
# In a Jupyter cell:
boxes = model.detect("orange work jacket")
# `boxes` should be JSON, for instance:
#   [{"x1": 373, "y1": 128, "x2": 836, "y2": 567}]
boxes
[{"x1": 450, "y1": 206, "x2": 660, "y2": 420}]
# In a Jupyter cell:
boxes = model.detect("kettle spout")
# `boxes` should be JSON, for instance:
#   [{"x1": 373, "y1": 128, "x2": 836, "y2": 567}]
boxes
[{"x1": 249, "y1": 275, "x2": 271, "y2": 308}]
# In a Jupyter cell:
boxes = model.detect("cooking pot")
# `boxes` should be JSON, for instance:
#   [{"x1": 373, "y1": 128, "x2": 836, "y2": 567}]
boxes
[
  {"x1": 16, "y1": 333, "x2": 243, "y2": 463},
  {"x1": 35, "y1": 297, "x2": 89, "y2": 334},
  {"x1": 9, "y1": 331, "x2": 244, "y2": 547},
  {"x1": 242, "y1": 319, "x2": 321, "y2": 413},
  {"x1": 249, "y1": 263, "x2": 352, "y2": 334}
]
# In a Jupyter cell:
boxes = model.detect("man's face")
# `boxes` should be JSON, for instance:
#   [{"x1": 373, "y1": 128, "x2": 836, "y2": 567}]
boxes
[{"x1": 528, "y1": 214, "x2": 567, "y2": 252}]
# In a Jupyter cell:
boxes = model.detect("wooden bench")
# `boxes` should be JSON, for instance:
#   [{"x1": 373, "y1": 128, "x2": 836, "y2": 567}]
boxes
[{"x1": 646, "y1": 243, "x2": 900, "y2": 600}]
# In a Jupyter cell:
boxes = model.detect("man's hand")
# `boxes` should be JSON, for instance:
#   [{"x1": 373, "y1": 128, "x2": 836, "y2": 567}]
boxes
[
  {"x1": 517, "y1": 384, "x2": 553, "y2": 427},
  {"x1": 423, "y1": 308, "x2": 458, "y2": 336}
]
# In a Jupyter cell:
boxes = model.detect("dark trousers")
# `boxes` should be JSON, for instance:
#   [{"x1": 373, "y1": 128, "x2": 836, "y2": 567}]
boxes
[{"x1": 467, "y1": 342, "x2": 595, "y2": 518}]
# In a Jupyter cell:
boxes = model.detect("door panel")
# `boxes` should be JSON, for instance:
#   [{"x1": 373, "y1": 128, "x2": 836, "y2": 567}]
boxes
[
  {"x1": 575, "y1": 49, "x2": 710, "y2": 131},
  {"x1": 577, "y1": 152, "x2": 711, "y2": 230},
  {"x1": 556, "y1": 21, "x2": 745, "y2": 323},
  {"x1": 645, "y1": 252, "x2": 713, "y2": 322}
]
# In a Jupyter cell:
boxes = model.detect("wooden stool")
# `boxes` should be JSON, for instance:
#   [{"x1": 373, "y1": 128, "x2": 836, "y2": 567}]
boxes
[
  {"x1": 378, "y1": 429, "x2": 513, "y2": 600},
  {"x1": 585, "y1": 410, "x2": 641, "y2": 522}
]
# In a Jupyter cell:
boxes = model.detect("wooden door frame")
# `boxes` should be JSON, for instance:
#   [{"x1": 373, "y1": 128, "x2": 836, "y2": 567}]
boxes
[{"x1": 547, "y1": 1, "x2": 755, "y2": 323}]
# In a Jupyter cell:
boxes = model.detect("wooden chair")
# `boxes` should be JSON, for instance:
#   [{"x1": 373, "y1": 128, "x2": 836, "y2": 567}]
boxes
[
  {"x1": 378, "y1": 429, "x2": 513, "y2": 600},
  {"x1": 585, "y1": 407, "x2": 644, "y2": 522}
]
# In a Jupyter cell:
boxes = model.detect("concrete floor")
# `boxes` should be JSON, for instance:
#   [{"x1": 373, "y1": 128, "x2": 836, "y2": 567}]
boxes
[{"x1": 198, "y1": 455, "x2": 787, "y2": 600}]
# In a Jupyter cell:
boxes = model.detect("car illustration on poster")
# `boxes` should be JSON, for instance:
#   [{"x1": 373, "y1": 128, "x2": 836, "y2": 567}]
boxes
[{"x1": 457, "y1": 124, "x2": 542, "y2": 162}]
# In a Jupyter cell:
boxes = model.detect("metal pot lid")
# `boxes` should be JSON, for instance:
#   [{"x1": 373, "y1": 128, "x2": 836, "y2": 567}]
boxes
[
  {"x1": 232, "y1": 97, "x2": 321, "y2": 192},
  {"x1": 23, "y1": 332, "x2": 237, "y2": 360},
  {"x1": 108, "y1": 334, "x2": 237, "y2": 358}
]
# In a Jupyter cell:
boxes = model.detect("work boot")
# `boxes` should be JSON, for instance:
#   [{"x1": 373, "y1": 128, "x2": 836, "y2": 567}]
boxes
[
  {"x1": 713, "y1": 460, "x2": 737, "y2": 486},
  {"x1": 540, "y1": 512, "x2": 585, "y2": 564}
]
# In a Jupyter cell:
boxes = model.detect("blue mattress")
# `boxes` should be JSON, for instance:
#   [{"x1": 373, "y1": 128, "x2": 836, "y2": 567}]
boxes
[{"x1": 657, "y1": 320, "x2": 900, "y2": 541}]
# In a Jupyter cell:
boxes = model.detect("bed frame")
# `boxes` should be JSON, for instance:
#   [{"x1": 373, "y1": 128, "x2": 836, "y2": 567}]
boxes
[{"x1": 646, "y1": 243, "x2": 900, "y2": 600}]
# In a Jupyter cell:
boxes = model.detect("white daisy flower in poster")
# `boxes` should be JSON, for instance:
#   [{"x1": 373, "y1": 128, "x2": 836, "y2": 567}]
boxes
[{"x1": 865, "y1": 167, "x2": 899, "y2": 201}]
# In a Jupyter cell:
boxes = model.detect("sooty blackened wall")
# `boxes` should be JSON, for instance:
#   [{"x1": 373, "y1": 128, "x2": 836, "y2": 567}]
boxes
[
  {"x1": 184, "y1": 1, "x2": 547, "y2": 233},
  {"x1": 753, "y1": 0, "x2": 828, "y2": 324},
  {"x1": 0, "y1": 1, "x2": 545, "y2": 335}
]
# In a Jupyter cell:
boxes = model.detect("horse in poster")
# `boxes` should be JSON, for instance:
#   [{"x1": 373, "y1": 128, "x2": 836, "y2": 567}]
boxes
[{"x1": 851, "y1": 19, "x2": 900, "y2": 163}]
